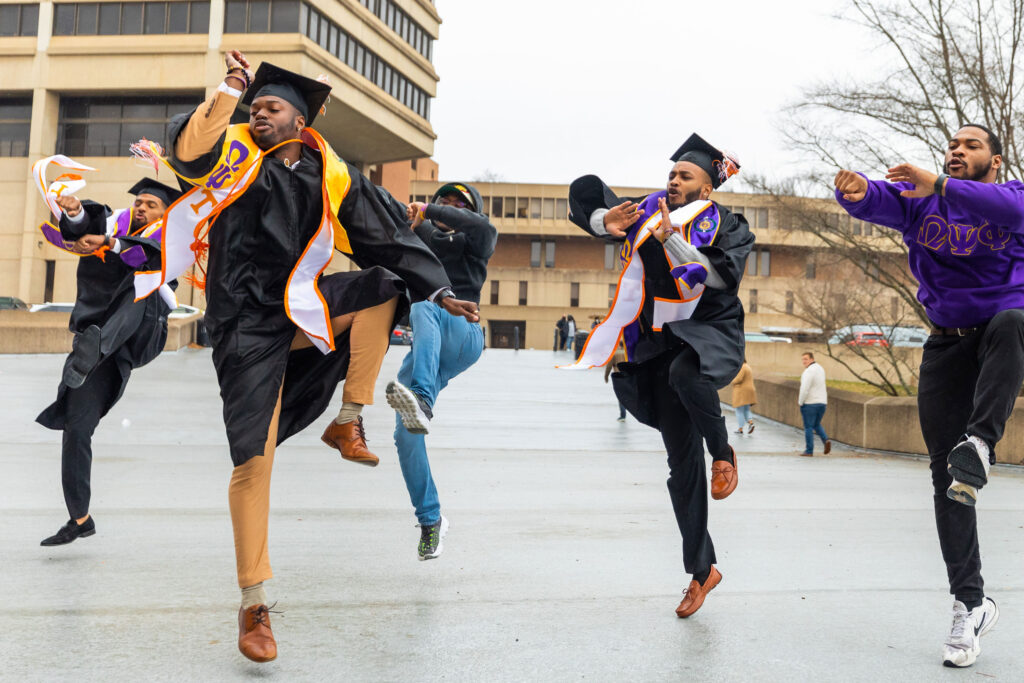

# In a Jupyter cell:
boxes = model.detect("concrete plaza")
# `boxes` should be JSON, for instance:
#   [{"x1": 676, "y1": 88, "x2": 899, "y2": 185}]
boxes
[{"x1": 2, "y1": 347, "x2": 1024, "y2": 682}]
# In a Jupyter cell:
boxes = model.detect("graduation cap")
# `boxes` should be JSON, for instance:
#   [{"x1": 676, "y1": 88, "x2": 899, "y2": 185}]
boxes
[
  {"x1": 670, "y1": 133, "x2": 740, "y2": 189},
  {"x1": 431, "y1": 182, "x2": 477, "y2": 211},
  {"x1": 242, "y1": 62, "x2": 332, "y2": 126},
  {"x1": 128, "y1": 177, "x2": 183, "y2": 207}
]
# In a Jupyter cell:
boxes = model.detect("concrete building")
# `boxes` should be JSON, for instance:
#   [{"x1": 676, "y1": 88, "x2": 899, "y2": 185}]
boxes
[
  {"x1": 409, "y1": 179, "x2": 914, "y2": 350},
  {"x1": 1, "y1": 0, "x2": 440, "y2": 307}
]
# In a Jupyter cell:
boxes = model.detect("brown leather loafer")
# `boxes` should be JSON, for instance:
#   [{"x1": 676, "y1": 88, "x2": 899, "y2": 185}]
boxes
[
  {"x1": 321, "y1": 417, "x2": 379, "y2": 466},
  {"x1": 238, "y1": 604, "x2": 277, "y2": 663},
  {"x1": 823, "y1": 440, "x2": 832, "y2": 454},
  {"x1": 675, "y1": 566, "x2": 722, "y2": 618},
  {"x1": 710, "y1": 449, "x2": 737, "y2": 500}
]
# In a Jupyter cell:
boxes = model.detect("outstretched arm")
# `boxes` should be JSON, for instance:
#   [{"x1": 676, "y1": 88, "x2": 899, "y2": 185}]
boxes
[{"x1": 834, "y1": 169, "x2": 914, "y2": 231}]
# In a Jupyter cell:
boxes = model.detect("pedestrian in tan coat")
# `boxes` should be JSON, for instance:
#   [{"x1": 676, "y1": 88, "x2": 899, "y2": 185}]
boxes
[{"x1": 731, "y1": 360, "x2": 757, "y2": 433}]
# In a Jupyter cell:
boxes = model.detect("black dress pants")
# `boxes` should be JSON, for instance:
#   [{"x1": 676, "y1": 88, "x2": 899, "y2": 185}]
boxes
[
  {"x1": 61, "y1": 357, "x2": 122, "y2": 519},
  {"x1": 652, "y1": 346, "x2": 726, "y2": 576},
  {"x1": 917, "y1": 308, "x2": 1024, "y2": 606}
]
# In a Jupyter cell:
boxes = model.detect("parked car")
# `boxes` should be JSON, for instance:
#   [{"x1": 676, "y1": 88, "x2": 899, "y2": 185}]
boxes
[
  {"x1": 0, "y1": 296, "x2": 28, "y2": 310},
  {"x1": 828, "y1": 324, "x2": 928, "y2": 347},
  {"x1": 29, "y1": 302, "x2": 75, "y2": 313},
  {"x1": 744, "y1": 332, "x2": 792, "y2": 344},
  {"x1": 846, "y1": 331, "x2": 890, "y2": 347},
  {"x1": 390, "y1": 325, "x2": 413, "y2": 345},
  {"x1": 169, "y1": 304, "x2": 202, "y2": 319}
]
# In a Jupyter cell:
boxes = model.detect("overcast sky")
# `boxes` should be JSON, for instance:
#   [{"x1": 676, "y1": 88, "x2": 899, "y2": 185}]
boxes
[{"x1": 428, "y1": 0, "x2": 878, "y2": 189}]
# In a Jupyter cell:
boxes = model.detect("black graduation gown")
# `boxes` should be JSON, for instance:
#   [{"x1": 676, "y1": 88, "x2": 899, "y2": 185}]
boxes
[
  {"x1": 36, "y1": 202, "x2": 170, "y2": 430},
  {"x1": 167, "y1": 114, "x2": 452, "y2": 466},
  {"x1": 567, "y1": 175, "x2": 754, "y2": 428}
]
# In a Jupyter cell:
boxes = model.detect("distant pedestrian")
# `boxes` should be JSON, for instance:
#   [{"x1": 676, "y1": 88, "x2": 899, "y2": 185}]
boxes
[
  {"x1": 604, "y1": 342, "x2": 627, "y2": 421},
  {"x1": 730, "y1": 359, "x2": 757, "y2": 434},
  {"x1": 566, "y1": 315, "x2": 577, "y2": 352},
  {"x1": 798, "y1": 352, "x2": 831, "y2": 456},
  {"x1": 556, "y1": 315, "x2": 568, "y2": 350}
]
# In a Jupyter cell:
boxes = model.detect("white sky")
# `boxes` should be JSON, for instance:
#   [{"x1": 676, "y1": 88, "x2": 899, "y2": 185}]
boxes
[{"x1": 428, "y1": 0, "x2": 879, "y2": 188}]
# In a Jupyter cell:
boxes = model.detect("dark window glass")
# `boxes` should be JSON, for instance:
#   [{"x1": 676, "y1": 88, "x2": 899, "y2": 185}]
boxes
[
  {"x1": 518, "y1": 281, "x2": 528, "y2": 306},
  {"x1": 188, "y1": 1, "x2": 208, "y2": 32},
  {"x1": 98, "y1": 2, "x2": 120, "y2": 33},
  {"x1": 806, "y1": 261, "x2": 816, "y2": 279},
  {"x1": 490, "y1": 281, "x2": 499, "y2": 306},
  {"x1": 85, "y1": 122, "x2": 120, "y2": 155},
  {"x1": 225, "y1": 0, "x2": 246, "y2": 31},
  {"x1": 121, "y1": 2, "x2": 142, "y2": 33},
  {"x1": 144, "y1": 2, "x2": 166, "y2": 33},
  {"x1": 270, "y1": 0, "x2": 297, "y2": 31},
  {"x1": 570, "y1": 282, "x2": 579, "y2": 308},
  {"x1": 167, "y1": 1, "x2": 187, "y2": 31},
  {"x1": 748, "y1": 289, "x2": 758, "y2": 313},
  {"x1": 0, "y1": 5, "x2": 19, "y2": 36},
  {"x1": 545, "y1": 241, "x2": 555, "y2": 268},
  {"x1": 123, "y1": 102, "x2": 165, "y2": 119},
  {"x1": 248, "y1": 0, "x2": 268, "y2": 31},
  {"x1": 54, "y1": 3, "x2": 76, "y2": 34},
  {"x1": 21, "y1": 3, "x2": 39, "y2": 35},
  {"x1": 0, "y1": 97, "x2": 32, "y2": 157},
  {"x1": 317, "y1": 13, "x2": 329, "y2": 49},
  {"x1": 491, "y1": 197, "x2": 502, "y2": 217},
  {"x1": 760, "y1": 249, "x2": 770, "y2": 276},
  {"x1": 58, "y1": 94, "x2": 202, "y2": 157},
  {"x1": 530, "y1": 241, "x2": 540, "y2": 268},
  {"x1": 76, "y1": 3, "x2": 98, "y2": 33},
  {"x1": 89, "y1": 102, "x2": 121, "y2": 118}
]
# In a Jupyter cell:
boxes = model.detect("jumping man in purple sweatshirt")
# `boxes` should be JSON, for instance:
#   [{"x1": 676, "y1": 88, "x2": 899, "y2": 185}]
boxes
[{"x1": 835, "y1": 124, "x2": 1022, "y2": 668}]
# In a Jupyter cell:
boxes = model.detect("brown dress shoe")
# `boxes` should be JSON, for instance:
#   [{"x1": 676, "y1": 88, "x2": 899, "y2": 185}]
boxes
[
  {"x1": 238, "y1": 604, "x2": 277, "y2": 663},
  {"x1": 321, "y1": 417, "x2": 379, "y2": 466},
  {"x1": 675, "y1": 566, "x2": 722, "y2": 618},
  {"x1": 710, "y1": 449, "x2": 738, "y2": 500},
  {"x1": 823, "y1": 440, "x2": 832, "y2": 454}
]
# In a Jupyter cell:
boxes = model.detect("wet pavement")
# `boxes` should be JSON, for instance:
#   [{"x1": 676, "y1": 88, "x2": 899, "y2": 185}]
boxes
[{"x1": 2, "y1": 348, "x2": 1024, "y2": 682}]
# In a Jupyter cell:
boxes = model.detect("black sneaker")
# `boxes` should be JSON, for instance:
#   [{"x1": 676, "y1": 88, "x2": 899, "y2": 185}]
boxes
[
  {"x1": 63, "y1": 325, "x2": 102, "y2": 389},
  {"x1": 416, "y1": 515, "x2": 449, "y2": 561},
  {"x1": 386, "y1": 380, "x2": 433, "y2": 434},
  {"x1": 41, "y1": 516, "x2": 96, "y2": 546}
]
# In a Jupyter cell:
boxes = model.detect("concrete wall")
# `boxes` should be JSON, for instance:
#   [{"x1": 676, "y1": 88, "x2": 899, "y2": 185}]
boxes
[
  {"x1": 720, "y1": 375, "x2": 1024, "y2": 465},
  {"x1": 0, "y1": 311, "x2": 200, "y2": 353},
  {"x1": 742, "y1": 341, "x2": 923, "y2": 387}
]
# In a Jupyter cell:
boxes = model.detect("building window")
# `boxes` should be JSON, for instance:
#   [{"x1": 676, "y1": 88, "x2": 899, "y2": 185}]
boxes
[
  {"x1": 851, "y1": 219, "x2": 862, "y2": 236},
  {"x1": 503, "y1": 196, "x2": 515, "y2": 218},
  {"x1": 746, "y1": 252, "x2": 757, "y2": 276},
  {"x1": 755, "y1": 208, "x2": 768, "y2": 228},
  {"x1": 544, "y1": 241, "x2": 555, "y2": 268},
  {"x1": 608, "y1": 283, "x2": 616, "y2": 306},
  {"x1": 298, "y1": 2, "x2": 431, "y2": 119},
  {"x1": 0, "y1": 3, "x2": 39, "y2": 36},
  {"x1": 490, "y1": 280, "x2": 499, "y2": 306},
  {"x1": 529, "y1": 197, "x2": 541, "y2": 219},
  {"x1": 44, "y1": 259, "x2": 55, "y2": 303},
  {"x1": 891, "y1": 296, "x2": 899, "y2": 319},
  {"x1": 365, "y1": 0, "x2": 432, "y2": 60},
  {"x1": 604, "y1": 243, "x2": 616, "y2": 270},
  {"x1": 490, "y1": 196, "x2": 502, "y2": 217},
  {"x1": 542, "y1": 197, "x2": 554, "y2": 220},
  {"x1": 518, "y1": 281, "x2": 528, "y2": 306},
  {"x1": 570, "y1": 282, "x2": 579, "y2": 307},
  {"x1": 748, "y1": 288, "x2": 758, "y2": 313},
  {"x1": 516, "y1": 197, "x2": 528, "y2": 219},
  {"x1": 759, "y1": 249, "x2": 770, "y2": 276},
  {"x1": 55, "y1": 1, "x2": 209, "y2": 35},
  {"x1": 556, "y1": 198, "x2": 568, "y2": 219},
  {"x1": 0, "y1": 97, "x2": 32, "y2": 157},
  {"x1": 530, "y1": 240, "x2": 541, "y2": 268},
  {"x1": 806, "y1": 260, "x2": 816, "y2": 279},
  {"x1": 785, "y1": 290, "x2": 794, "y2": 314},
  {"x1": 864, "y1": 223, "x2": 873, "y2": 237},
  {"x1": 56, "y1": 95, "x2": 202, "y2": 157}
]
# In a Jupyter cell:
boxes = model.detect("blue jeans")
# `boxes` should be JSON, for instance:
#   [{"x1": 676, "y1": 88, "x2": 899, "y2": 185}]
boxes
[
  {"x1": 735, "y1": 404, "x2": 752, "y2": 429},
  {"x1": 800, "y1": 403, "x2": 828, "y2": 454},
  {"x1": 394, "y1": 301, "x2": 484, "y2": 525}
]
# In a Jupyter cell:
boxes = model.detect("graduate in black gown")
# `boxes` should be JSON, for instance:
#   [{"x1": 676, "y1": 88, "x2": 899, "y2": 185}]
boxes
[
  {"x1": 37, "y1": 178, "x2": 180, "y2": 546},
  {"x1": 567, "y1": 134, "x2": 753, "y2": 618},
  {"x1": 159, "y1": 52, "x2": 479, "y2": 662}
]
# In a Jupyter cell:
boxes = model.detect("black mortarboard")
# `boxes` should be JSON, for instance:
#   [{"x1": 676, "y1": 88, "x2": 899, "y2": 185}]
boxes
[
  {"x1": 242, "y1": 62, "x2": 332, "y2": 126},
  {"x1": 128, "y1": 177, "x2": 183, "y2": 206},
  {"x1": 670, "y1": 133, "x2": 741, "y2": 189}
]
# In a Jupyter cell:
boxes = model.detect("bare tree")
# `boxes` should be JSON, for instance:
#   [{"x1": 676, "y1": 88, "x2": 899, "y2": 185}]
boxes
[{"x1": 472, "y1": 169, "x2": 506, "y2": 183}]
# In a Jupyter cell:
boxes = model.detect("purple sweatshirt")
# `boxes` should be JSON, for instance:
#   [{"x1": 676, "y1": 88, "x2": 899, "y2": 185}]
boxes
[{"x1": 835, "y1": 176, "x2": 1024, "y2": 327}]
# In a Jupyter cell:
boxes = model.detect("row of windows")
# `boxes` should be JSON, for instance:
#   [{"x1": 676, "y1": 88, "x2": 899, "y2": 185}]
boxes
[
  {"x1": 224, "y1": 0, "x2": 296, "y2": 33},
  {"x1": 301, "y1": 2, "x2": 431, "y2": 119},
  {"x1": 0, "y1": 98, "x2": 32, "y2": 157},
  {"x1": 483, "y1": 196, "x2": 569, "y2": 221},
  {"x1": 53, "y1": 1, "x2": 210, "y2": 35},
  {"x1": 487, "y1": 280, "x2": 618, "y2": 309},
  {"x1": 55, "y1": 95, "x2": 202, "y2": 157},
  {"x1": 357, "y1": 0, "x2": 433, "y2": 60},
  {"x1": 0, "y1": 3, "x2": 39, "y2": 36}
]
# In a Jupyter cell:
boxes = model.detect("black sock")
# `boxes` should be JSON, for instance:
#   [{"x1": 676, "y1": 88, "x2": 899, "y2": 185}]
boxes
[
  {"x1": 713, "y1": 450, "x2": 734, "y2": 466},
  {"x1": 692, "y1": 568, "x2": 711, "y2": 585},
  {"x1": 961, "y1": 597, "x2": 983, "y2": 610}
]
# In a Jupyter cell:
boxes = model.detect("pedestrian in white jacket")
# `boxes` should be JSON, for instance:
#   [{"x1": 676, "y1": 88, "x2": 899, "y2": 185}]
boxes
[{"x1": 798, "y1": 352, "x2": 831, "y2": 456}]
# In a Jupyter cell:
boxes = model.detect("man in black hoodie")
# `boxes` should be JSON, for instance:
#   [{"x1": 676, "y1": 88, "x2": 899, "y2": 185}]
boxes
[{"x1": 386, "y1": 182, "x2": 497, "y2": 560}]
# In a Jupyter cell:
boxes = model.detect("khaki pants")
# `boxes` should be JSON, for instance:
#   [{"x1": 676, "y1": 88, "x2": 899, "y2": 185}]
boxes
[{"x1": 228, "y1": 297, "x2": 397, "y2": 588}]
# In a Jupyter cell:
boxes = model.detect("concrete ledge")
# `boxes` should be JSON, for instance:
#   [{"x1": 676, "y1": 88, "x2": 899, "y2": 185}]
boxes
[
  {"x1": 0, "y1": 311, "x2": 200, "y2": 353},
  {"x1": 720, "y1": 375, "x2": 1024, "y2": 465}
]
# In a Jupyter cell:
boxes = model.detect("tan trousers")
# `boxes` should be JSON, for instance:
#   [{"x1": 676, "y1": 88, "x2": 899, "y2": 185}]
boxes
[{"x1": 229, "y1": 296, "x2": 398, "y2": 588}]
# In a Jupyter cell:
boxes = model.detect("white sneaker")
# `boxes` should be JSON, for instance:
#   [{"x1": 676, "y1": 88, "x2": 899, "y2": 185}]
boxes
[
  {"x1": 386, "y1": 380, "x2": 432, "y2": 434},
  {"x1": 946, "y1": 479, "x2": 978, "y2": 506},
  {"x1": 947, "y1": 435, "x2": 991, "y2": 490},
  {"x1": 942, "y1": 597, "x2": 999, "y2": 667}
]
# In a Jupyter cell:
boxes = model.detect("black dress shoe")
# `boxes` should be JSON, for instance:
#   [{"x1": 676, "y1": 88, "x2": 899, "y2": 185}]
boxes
[
  {"x1": 41, "y1": 517, "x2": 96, "y2": 546},
  {"x1": 63, "y1": 325, "x2": 103, "y2": 389}
]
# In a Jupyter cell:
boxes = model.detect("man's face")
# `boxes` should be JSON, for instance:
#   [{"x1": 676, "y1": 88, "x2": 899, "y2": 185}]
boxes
[
  {"x1": 249, "y1": 96, "x2": 305, "y2": 150},
  {"x1": 666, "y1": 161, "x2": 713, "y2": 208},
  {"x1": 130, "y1": 193, "x2": 167, "y2": 229},
  {"x1": 801, "y1": 354, "x2": 813, "y2": 368},
  {"x1": 944, "y1": 126, "x2": 1001, "y2": 182}
]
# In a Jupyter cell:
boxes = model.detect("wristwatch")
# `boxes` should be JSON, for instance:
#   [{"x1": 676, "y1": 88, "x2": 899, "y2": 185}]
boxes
[{"x1": 435, "y1": 287, "x2": 455, "y2": 304}]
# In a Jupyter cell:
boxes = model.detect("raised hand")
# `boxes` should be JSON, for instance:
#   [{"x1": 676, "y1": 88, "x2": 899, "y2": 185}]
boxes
[
  {"x1": 407, "y1": 201, "x2": 427, "y2": 229},
  {"x1": 652, "y1": 197, "x2": 674, "y2": 243},
  {"x1": 72, "y1": 234, "x2": 106, "y2": 254},
  {"x1": 55, "y1": 194, "x2": 83, "y2": 217},
  {"x1": 603, "y1": 200, "x2": 644, "y2": 238},
  {"x1": 885, "y1": 163, "x2": 940, "y2": 198},
  {"x1": 834, "y1": 170, "x2": 869, "y2": 202},
  {"x1": 224, "y1": 50, "x2": 254, "y2": 84}
]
